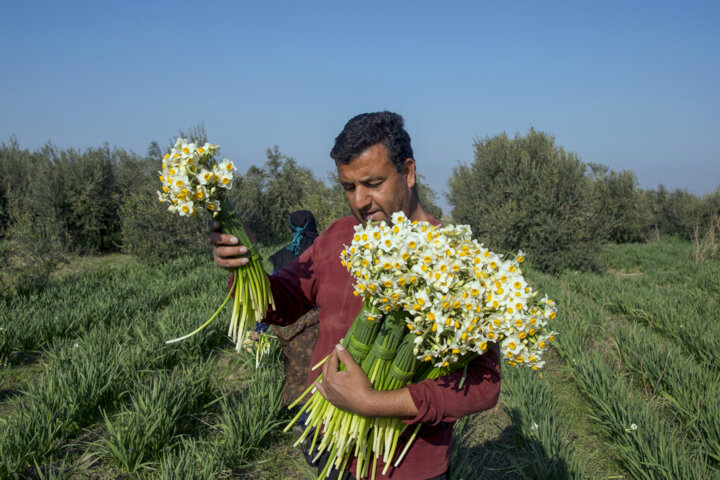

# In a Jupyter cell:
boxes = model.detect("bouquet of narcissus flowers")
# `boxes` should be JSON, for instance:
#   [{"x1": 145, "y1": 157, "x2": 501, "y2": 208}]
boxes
[
  {"x1": 343, "y1": 212, "x2": 556, "y2": 371},
  {"x1": 158, "y1": 137, "x2": 275, "y2": 353},
  {"x1": 286, "y1": 212, "x2": 556, "y2": 479}
]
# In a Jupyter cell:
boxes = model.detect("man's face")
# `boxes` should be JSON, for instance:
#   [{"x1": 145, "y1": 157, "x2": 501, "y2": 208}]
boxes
[{"x1": 337, "y1": 143, "x2": 416, "y2": 224}]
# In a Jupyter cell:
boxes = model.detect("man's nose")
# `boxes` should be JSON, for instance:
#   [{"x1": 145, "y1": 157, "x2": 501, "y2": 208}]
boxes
[{"x1": 352, "y1": 186, "x2": 372, "y2": 209}]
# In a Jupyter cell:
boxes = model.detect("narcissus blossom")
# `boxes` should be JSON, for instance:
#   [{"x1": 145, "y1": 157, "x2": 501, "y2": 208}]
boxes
[{"x1": 340, "y1": 211, "x2": 556, "y2": 369}]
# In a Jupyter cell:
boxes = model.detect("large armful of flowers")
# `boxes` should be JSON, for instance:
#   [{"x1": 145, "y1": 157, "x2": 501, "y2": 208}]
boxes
[
  {"x1": 287, "y1": 212, "x2": 557, "y2": 479},
  {"x1": 156, "y1": 137, "x2": 274, "y2": 352}
]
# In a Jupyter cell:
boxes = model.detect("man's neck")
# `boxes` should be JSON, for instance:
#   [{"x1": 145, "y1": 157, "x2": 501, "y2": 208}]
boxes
[{"x1": 407, "y1": 199, "x2": 431, "y2": 223}]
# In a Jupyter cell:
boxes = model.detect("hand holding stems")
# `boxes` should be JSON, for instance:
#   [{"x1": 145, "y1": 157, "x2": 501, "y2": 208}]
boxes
[
  {"x1": 315, "y1": 344, "x2": 418, "y2": 419},
  {"x1": 204, "y1": 204, "x2": 274, "y2": 352},
  {"x1": 208, "y1": 219, "x2": 251, "y2": 270}
]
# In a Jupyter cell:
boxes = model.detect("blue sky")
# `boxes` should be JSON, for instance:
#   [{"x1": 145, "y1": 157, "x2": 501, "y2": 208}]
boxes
[{"x1": 2, "y1": 1, "x2": 718, "y2": 213}]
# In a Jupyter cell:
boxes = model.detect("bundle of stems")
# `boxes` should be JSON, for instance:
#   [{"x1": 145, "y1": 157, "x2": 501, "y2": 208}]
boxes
[
  {"x1": 286, "y1": 306, "x2": 429, "y2": 479},
  {"x1": 285, "y1": 213, "x2": 556, "y2": 478},
  {"x1": 216, "y1": 200, "x2": 274, "y2": 351},
  {"x1": 166, "y1": 199, "x2": 274, "y2": 352},
  {"x1": 159, "y1": 138, "x2": 275, "y2": 352},
  {"x1": 286, "y1": 301, "x2": 383, "y2": 434},
  {"x1": 379, "y1": 350, "x2": 479, "y2": 475},
  {"x1": 370, "y1": 333, "x2": 419, "y2": 475},
  {"x1": 287, "y1": 317, "x2": 480, "y2": 480}
]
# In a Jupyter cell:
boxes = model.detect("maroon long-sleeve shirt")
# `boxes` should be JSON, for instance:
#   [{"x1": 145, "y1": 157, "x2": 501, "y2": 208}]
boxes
[{"x1": 259, "y1": 215, "x2": 501, "y2": 479}]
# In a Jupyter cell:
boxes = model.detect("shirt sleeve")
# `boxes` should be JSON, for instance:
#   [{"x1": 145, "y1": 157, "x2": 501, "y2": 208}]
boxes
[
  {"x1": 403, "y1": 343, "x2": 501, "y2": 426},
  {"x1": 260, "y1": 238, "x2": 320, "y2": 327}
]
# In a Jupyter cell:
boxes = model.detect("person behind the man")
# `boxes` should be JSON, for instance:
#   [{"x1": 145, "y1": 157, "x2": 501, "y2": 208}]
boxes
[
  {"x1": 267, "y1": 210, "x2": 321, "y2": 407},
  {"x1": 210, "y1": 111, "x2": 501, "y2": 480}
]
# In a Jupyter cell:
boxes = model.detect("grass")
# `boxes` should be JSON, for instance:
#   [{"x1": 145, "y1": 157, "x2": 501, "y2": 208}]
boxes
[
  {"x1": 530, "y1": 348, "x2": 626, "y2": 477},
  {"x1": 2, "y1": 238, "x2": 718, "y2": 479}
]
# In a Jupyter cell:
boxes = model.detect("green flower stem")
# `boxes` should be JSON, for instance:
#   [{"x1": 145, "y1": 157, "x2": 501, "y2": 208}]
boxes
[
  {"x1": 213, "y1": 198, "x2": 274, "y2": 351},
  {"x1": 286, "y1": 302, "x2": 485, "y2": 479},
  {"x1": 392, "y1": 424, "x2": 421, "y2": 468},
  {"x1": 215, "y1": 200, "x2": 257, "y2": 256},
  {"x1": 165, "y1": 274, "x2": 237, "y2": 344}
]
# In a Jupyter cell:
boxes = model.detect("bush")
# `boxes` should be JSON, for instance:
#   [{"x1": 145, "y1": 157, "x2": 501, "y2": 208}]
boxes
[
  {"x1": 645, "y1": 185, "x2": 719, "y2": 240},
  {"x1": 448, "y1": 128, "x2": 602, "y2": 273},
  {"x1": 228, "y1": 146, "x2": 348, "y2": 241},
  {"x1": 118, "y1": 187, "x2": 209, "y2": 261},
  {"x1": 416, "y1": 173, "x2": 443, "y2": 220},
  {"x1": 588, "y1": 165, "x2": 653, "y2": 243},
  {"x1": 694, "y1": 213, "x2": 720, "y2": 262},
  {"x1": 0, "y1": 210, "x2": 66, "y2": 297}
]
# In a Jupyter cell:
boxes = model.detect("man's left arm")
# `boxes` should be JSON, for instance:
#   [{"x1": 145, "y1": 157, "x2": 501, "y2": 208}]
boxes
[
  {"x1": 403, "y1": 343, "x2": 501, "y2": 426},
  {"x1": 315, "y1": 343, "x2": 501, "y2": 421}
]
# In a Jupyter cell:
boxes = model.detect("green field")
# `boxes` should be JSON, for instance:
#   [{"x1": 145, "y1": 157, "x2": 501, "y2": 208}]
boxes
[{"x1": 1, "y1": 239, "x2": 718, "y2": 479}]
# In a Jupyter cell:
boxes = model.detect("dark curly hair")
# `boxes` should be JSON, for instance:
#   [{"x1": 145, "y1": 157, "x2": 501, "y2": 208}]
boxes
[{"x1": 330, "y1": 111, "x2": 414, "y2": 172}]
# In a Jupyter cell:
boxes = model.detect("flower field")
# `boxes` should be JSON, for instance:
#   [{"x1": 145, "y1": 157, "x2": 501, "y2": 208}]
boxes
[{"x1": 1, "y1": 238, "x2": 718, "y2": 479}]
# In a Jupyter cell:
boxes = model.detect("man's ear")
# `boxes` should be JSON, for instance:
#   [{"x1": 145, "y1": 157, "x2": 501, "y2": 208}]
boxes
[{"x1": 402, "y1": 158, "x2": 416, "y2": 189}]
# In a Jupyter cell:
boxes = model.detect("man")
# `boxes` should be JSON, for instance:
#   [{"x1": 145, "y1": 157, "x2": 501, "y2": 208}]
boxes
[{"x1": 210, "y1": 111, "x2": 501, "y2": 479}]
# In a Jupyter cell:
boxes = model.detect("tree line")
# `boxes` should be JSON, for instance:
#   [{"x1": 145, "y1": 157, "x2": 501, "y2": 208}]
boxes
[
  {"x1": 1, "y1": 126, "x2": 717, "y2": 297},
  {"x1": 0, "y1": 126, "x2": 441, "y2": 296},
  {"x1": 449, "y1": 128, "x2": 720, "y2": 273}
]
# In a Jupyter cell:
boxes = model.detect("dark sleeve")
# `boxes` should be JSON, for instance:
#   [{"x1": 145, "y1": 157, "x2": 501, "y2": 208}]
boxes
[
  {"x1": 403, "y1": 343, "x2": 501, "y2": 426},
  {"x1": 270, "y1": 248, "x2": 297, "y2": 274},
  {"x1": 261, "y1": 240, "x2": 319, "y2": 327}
]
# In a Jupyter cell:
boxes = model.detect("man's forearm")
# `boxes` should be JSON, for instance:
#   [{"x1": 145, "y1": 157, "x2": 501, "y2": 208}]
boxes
[{"x1": 355, "y1": 387, "x2": 418, "y2": 419}]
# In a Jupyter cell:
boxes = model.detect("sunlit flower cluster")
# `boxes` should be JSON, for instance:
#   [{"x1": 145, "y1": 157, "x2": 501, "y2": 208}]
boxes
[
  {"x1": 157, "y1": 137, "x2": 236, "y2": 216},
  {"x1": 340, "y1": 212, "x2": 556, "y2": 369}
]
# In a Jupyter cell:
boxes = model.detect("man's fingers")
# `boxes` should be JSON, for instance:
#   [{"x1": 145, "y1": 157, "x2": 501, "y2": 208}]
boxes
[
  {"x1": 208, "y1": 231, "x2": 238, "y2": 246},
  {"x1": 214, "y1": 245, "x2": 248, "y2": 258},
  {"x1": 214, "y1": 255, "x2": 249, "y2": 270},
  {"x1": 324, "y1": 349, "x2": 339, "y2": 378},
  {"x1": 334, "y1": 344, "x2": 359, "y2": 372}
]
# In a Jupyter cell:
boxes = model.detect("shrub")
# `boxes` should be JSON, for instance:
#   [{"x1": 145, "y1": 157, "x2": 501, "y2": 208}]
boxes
[
  {"x1": 0, "y1": 209, "x2": 66, "y2": 297},
  {"x1": 694, "y1": 213, "x2": 720, "y2": 262},
  {"x1": 587, "y1": 165, "x2": 653, "y2": 243},
  {"x1": 228, "y1": 146, "x2": 348, "y2": 240},
  {"x1": 416, "y1": 173, "x2": 443, "y2": 220},
  {"x1": 448, "y1": 128, "x2": 602, "y2": 273},
  {"x1": 646, "y1": 185, "x2": 709, "y2": 240},
  {"x1": 118, "y1": 187, "x2": 209, "y2": 261}
]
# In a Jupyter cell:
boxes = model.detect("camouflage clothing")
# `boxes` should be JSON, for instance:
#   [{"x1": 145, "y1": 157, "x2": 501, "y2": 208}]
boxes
[{"x1": 273, "y1": 307, "x2": 320, "y2": 406}]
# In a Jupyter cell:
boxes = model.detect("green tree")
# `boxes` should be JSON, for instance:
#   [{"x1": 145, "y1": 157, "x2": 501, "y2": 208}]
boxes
[
  {"x1": 302, "y1": 171, "x2": 350, "y2": 231},
  {"x1": 118, "y1": 189, "x2": 209, "y2": 260},
  {"x1": 50, "y1": 144, "x2": 122, "y2": 252},
  {"x1": 228, "y1": 146, "x2": 343, "y2": 240},
  {"x1": 118, "y1": 144, "x2": 208, "y2": 260},
  {"x1": 415, "y1": 174, "x2": 443, "y2": 221},
  {"x1": 0, "y1": 136, "x2": 31, "y2": 239},
  {"x1": 0, "y1": 137, "x2": 66, "y2": 296},
  {"x1": 171, "y1": 122, "x2": 207, "y2": 150},
  {"x1": 646, "y1": 185, "x2": 706, "y2": 239},
  {"x1": 588, "y1": 165, "x2": 652, "y2": 243},
  {"x1": 448, "y1": 128, "x2": 602, "y2": 273}
]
